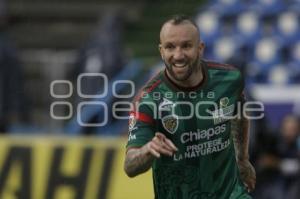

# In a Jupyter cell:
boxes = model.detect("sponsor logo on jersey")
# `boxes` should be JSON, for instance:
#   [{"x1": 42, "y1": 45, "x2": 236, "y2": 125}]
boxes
[
  {"x1": 212, "y1": 97, "x2": 235, "y2": 124},
  {"x1": 128, "y1": 131, "x2": 136, "y2": 141},
  {"x1": 181, "y1": 124, "x2": 226, "y2": 143},
  {"x1": 162, "y1": 115, "x2": 178, "y2": 134},
  {"x1": 128, "y1": 113, "x2": 137, "y2": 132},
  {"x1": 220, "y1": 97, "x2": 229, "y2": 108}
]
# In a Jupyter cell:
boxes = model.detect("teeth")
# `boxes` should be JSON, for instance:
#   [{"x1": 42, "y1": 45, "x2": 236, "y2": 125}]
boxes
[{"x1": 174, "y1": 63, "x2": 186, "y2": 68}]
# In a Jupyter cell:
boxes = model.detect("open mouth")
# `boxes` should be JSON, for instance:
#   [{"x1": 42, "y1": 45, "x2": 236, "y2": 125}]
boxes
[{"x1": 173, "y1": 63, "x2": 187, "y2": 68}]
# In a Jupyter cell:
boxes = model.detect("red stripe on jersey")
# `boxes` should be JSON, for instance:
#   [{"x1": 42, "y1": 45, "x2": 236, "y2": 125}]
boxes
[
  {"x1": 132, "y1": 73, "x2": 162, "y2": 104},
  {"x1": 130, "y1": 111, "x2": 154, "y2": 125},
  {"x1": 130, "y1": 72, "x2": 162, "y2": 113},
  {"x1": 132, "y1": 90, "x2": 147, "y2": 107},
  {"x1": 146, "y1": 79, "x2": 162, "y2": 93},
  {"x1": 207, "y1": 62, "x2": 236, "y2": 70},
  {"x1": 131, "y1": 80, "x2": 162, "y2": 111}
]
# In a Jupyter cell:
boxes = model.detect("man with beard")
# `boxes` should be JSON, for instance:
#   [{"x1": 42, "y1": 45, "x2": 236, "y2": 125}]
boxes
[{"x1": 124, "y1": 14, "x2": 256, "y2": 199}]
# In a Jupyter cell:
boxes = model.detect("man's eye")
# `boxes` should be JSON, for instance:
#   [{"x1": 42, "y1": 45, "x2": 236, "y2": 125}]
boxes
[
  {"x1": 165, "y1": 45, "x2": 174, "y2": 49},
  {"x1": 183, "y1": 44, "x2": 192, "y2": 49}
]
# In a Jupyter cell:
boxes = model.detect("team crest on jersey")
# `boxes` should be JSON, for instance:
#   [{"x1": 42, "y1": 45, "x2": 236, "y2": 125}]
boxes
[{"x1": 162, "y1": 115, "x2": 178, "y2": 134}]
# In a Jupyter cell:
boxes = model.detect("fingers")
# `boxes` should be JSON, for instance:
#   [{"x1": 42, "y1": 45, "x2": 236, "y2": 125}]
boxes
[
  {"x1": 239, "y1": 161, "x2": 256, "y2": 192},
  {"x1": 152, "y1": 134, "x2": 173, "y2": 152},
  {"x1": 245, "y1": 180, "x2": 255, "y2": 192},
  {"x1": 165, "y1": 138, "x2": 178, "y2": 151},
  {"x1": 146, "y1": 132, "x2": 178, "y2": 158},
  {"x1": 243, "y1": 177, "x2": 255, "y2": 192},
  {"x1": 248, "y1": 174, "x2": 256, "y2": 192},
  {"x1": 247, "y1": 165, "x2": 256, "y2": 192},
  {"x1": 155, "y1": 132, "x2": 178, "y2": 151},
  {"x1": 147, "y1": 145, "x2": 161, "y2": 158},
  {"x1": 150, "y1": 140, "x2": 173, "y2": 156},
  {"x1": 249, "y1": 181, "x2": 255, "y2": 192}
]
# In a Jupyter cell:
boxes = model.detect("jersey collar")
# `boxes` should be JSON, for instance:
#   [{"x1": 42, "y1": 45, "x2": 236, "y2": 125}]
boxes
[{"x1": 162, "y1": 59, "x2": 209, "y2": 92}]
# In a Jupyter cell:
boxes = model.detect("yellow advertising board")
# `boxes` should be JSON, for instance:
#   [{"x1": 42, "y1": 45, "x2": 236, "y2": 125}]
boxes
[{"x1": 0, "y1": 136, "x2": 154, "y2": 199}]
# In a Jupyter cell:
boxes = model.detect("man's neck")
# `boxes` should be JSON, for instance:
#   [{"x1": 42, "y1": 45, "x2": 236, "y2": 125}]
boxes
[{"x1": 166, "y1": 63, "x2": 203, "y2": 88}]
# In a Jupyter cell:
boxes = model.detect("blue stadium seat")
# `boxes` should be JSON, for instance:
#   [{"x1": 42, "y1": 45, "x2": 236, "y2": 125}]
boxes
[
  {"x1": 211, "y1": 36, "x2": 243, "y2": 62},
  {"x1": 195, "y1": 11, "x2": 221, "y2": 46},
  {"x1": 288, "y1": 62, "x2": 300, "y2": 83},
  {"x1": 288, "y1": 0, "x2": 300, "y2": 6},
  {"x1": 287, "y1": 1, "x2": 300, "y2": 13},
  {"x1": 234, "y1": 11, "x2": 263, "y2": 46},
  {"x1": 273, "y1": 11, "x2": 300, "y2": 46},
  {"x1": 245, "y1": 62, "x2": 266, "y2": 84},
  {"x1": 250, "y1": 0, "x2": 286, "y2": 17},
  {"x1": 253, "y1": 38, "x2": 282, "y2": 70},
  {"x1": 287, "y1": 40, "x2": 300, "y2": 83},
  {"x1": 197, "y1": 0, "x2": 298, "y2": 86},
  {"x1": 203, "y1": 45, "x2": 215, "y2": 61},
  {"x1": 207, "y1": 0, "x2": 246, "y2": 17},
  {"x1": 290, "y1": 40, "x2": 300, "y2": 63},
  {"x1": 247, "y1": 38, "x2": 283, "y2": 83},
  {"x1": 268, "y1": 64, "x2": 289, "y2": 85}
]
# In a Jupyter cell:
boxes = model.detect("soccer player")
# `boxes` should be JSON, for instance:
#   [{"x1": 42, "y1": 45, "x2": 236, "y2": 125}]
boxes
[{"x1": 124, "y1": 14, "x2": 256, "y2": 199}]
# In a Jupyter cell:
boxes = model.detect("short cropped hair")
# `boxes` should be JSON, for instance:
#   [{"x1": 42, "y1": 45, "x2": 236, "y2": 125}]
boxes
[
  {"x1": 160, "y1": 14, "x2": 200, "y2": 42},
  {"x1": 165, "y1": 14, "x2": 198, "y2": 29}
]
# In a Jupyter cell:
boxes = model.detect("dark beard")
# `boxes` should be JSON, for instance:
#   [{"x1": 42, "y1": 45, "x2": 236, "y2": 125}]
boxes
[{"x1": 164, "y1": 54, "x2": 201, "y2": 82}]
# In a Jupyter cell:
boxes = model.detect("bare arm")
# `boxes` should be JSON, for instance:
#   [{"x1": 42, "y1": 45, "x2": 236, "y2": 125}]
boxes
[
  {"x1": 231, "y1": 116, "x2": 256, "y2": 192},
  {"x1": 231, "y1": 116, "x2": 250, "y2": 161},
  {"x1": 124, "y1": 146, "x2": 155, "y2": 178},
  {"x1": 124, "y1": 132, "x2": 177, "y2": 178}
]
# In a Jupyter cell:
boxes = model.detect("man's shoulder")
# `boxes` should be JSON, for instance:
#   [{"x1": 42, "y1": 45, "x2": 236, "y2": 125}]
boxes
[
  {"x1": 142, "y1": 70, "x2": 164, "y2": 94},
  {"x1": 204, "y1": 60, "x2": 242, "y2": 80},
  {"x1": 132, "y1": 70, "x2": 164, "y2": 103},
  {"x1": 203, "y1": 60, "x2": 244, "y2": 88},
  {"x1": 204, "y1": 60, "x2": 240, "y2": 71}
]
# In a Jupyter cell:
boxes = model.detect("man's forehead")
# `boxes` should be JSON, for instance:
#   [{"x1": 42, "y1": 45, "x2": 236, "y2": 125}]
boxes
[{"x1": 160, "y1": 22, "x2": 199, "y2": 42}]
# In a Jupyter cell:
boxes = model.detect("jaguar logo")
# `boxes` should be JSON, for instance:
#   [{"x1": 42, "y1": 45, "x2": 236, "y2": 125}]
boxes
[{"x1": 162, "y1": 115, "x2": 178, "y2": 134}]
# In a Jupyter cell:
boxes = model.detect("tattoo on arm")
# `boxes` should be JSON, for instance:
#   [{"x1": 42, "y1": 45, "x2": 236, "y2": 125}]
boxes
[
  {"x1": 231, "y1": 115, "x2": 250, "y2": 161},
  {"x1": 124, "y1": 148, "x2": 154, "y2": 177}
]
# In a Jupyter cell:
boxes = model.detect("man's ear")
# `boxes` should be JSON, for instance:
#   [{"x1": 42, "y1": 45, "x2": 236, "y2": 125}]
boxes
[
  {"x1": 159, "y1": 44, "x2": 164, "y2": 59},
  {"x1": 198, "y1": 42, "x2": 205, "y2": 57}
]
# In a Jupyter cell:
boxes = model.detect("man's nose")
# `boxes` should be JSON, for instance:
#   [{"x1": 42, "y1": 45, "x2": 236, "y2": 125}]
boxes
[{"x1": 173, "y1": 48, "x2": 184, "y2": 60}]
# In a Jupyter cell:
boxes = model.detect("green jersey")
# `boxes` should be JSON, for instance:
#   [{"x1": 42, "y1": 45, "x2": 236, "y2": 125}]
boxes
[{"x1": 126, "y1": 60, "x2": 250, "y2": 199}]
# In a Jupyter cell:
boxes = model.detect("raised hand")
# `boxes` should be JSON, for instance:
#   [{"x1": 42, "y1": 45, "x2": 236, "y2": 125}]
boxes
[
  {"x1": 146, "y1": 132, "x2": 178, "y2": 158},
  {"x1": 237, "y1": 159, "x2": 256, "y2": 192}
]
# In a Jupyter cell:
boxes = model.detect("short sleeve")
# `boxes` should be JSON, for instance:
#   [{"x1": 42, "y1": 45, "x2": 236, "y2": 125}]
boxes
[{"x1": 126, "y1": 95, "x2": 156, "y2": 149}]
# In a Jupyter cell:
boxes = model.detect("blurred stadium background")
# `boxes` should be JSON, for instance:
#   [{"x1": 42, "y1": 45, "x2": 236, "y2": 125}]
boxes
[{"x1": 0, "y1": 0, "x2": 299, "y2": 198}]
